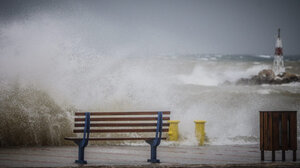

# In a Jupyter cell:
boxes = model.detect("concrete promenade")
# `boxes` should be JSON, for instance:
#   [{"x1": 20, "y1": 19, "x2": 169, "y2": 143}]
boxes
[{"x1": 0, "y1": 144, "x2": 300, "y2": 167}]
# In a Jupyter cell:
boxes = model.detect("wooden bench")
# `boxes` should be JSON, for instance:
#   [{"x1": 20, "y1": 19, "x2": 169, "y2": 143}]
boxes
[{"x1": 65, "y1": 111, "x2": 170, "y2": 164}]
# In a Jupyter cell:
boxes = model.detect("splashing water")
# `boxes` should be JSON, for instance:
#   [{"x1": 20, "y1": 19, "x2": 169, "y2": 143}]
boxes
[
  {"x1": 0, "y1": 84, "x2": 74, "y2": 146},
  {"x1": 0, "y1": 14, "x2": 300, "y2": 146}
]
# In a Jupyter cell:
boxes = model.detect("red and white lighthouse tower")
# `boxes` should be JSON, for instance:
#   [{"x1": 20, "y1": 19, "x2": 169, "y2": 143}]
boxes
[{"x1": 273, "y1": 28, "x2": 285, "y2": 75}]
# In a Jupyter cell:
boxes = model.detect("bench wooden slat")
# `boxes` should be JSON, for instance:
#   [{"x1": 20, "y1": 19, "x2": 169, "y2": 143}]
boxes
[
  {"x1": 75, "y1": 117, "x2": 170, "y2": 122},
  {"x1": 75, "y1": 111, "x2": 170, "y2": 116},
  {"x1": 73, "y1": 128, "x2": 169, "y2": 133},
  {"x1": 75, "y1": 123, "x2": 170, "y2": 127},
  {"x1": 65, "y1": 137, "x2": 167, "y2": 141}
]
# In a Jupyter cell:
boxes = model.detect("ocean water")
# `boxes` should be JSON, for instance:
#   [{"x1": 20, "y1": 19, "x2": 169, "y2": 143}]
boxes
[{"x1": 1, "y1": 51, "x2": 300, "y2": 146}]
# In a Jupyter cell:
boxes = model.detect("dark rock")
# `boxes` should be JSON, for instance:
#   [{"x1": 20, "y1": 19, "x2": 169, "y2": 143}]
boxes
[
  {"x1": 282, "y1": 72, "x2": 299, "y2": 82},
  {"x1": 258, "y1": 69, "x2": 275, "y2": 81},
  {"x1": 236, "y1": 69, "x2": 300, "y2": 85}
]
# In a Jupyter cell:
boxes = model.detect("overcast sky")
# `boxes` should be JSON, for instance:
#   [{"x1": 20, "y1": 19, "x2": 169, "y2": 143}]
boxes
[{"x1": 1, "y1": 0, "x2": 300, "y2": 55}]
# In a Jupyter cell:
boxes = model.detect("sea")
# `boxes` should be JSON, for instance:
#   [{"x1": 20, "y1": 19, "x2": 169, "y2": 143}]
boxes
[{"x1": 0, "y1": 54, "x2": 300, "y2": 146}]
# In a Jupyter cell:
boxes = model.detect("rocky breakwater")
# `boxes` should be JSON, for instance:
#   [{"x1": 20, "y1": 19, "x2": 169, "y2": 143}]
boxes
[{"x1": 236, "y1": 69, "x2": 300, "y2": 85}]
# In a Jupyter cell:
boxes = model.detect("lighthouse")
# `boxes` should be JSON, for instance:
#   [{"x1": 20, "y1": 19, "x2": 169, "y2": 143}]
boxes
[{"x1": 272, "y1": 28, "x2": 285, "y2": 75}]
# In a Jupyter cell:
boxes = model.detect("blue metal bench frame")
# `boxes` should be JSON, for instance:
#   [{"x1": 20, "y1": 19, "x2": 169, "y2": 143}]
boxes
[
  {"x1": 146, "y1": 112, "x2": 163, "y2": 163},
  {"x1": 74, "y1": 112, "x2": 164, "y2": 164},
  {"x1": 74, "y1": 112, "x2": 90, "y2": 164}
]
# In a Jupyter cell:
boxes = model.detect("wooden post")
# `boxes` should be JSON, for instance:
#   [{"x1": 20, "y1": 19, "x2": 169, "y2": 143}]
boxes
[
  {"x1": 282, "y1": 150, "x2": 285, "y2": 161},
  {"x1": 260, "y1": 111, "x2": 297, "y2": 162}
]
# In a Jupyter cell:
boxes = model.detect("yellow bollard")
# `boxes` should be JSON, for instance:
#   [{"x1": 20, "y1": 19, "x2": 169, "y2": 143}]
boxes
[
  {"x1": 167, "y1": 120, "x2": 180, "y2": 141},
  {"x1": 194, "y1": 120, "x2": 206, "y2": 146}
]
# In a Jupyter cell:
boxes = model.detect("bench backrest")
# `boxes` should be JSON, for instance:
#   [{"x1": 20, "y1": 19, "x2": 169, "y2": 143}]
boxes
[{"x1": 73, "y1": 111, "x2": 171, "y2": 140}]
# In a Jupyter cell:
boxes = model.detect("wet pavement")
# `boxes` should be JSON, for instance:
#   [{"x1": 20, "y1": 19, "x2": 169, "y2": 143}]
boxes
[{"x1": 0, "y1": 144, "x2": 300, "y2": 167}]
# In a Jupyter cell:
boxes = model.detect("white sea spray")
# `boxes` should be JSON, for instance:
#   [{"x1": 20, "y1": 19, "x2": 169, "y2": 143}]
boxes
[{"x1": 0, "y1": 13, "x2": 299, "y2": 146}]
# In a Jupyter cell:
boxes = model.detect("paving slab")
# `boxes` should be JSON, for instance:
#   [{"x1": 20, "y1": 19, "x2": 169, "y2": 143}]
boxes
[{"x1": 0, "y1": 144, "x2": 300, "y2": 167}]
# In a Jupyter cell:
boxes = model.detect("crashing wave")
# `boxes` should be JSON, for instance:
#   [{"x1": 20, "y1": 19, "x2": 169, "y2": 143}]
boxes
[{"x1": 0, "y1": 84, "x2": 74, "y2": 146}]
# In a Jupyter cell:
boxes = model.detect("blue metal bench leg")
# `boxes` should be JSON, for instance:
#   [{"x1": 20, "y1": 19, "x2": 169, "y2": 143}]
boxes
[
  {"x1": 76, "y1": 145, "x2": 87, "y2": 164},
  {"x1": 147, "y1": 145, "x2": 160, "y2": 163},
  {"x1": 73, "y1": 112, "x2": 90, "y2": 164}
]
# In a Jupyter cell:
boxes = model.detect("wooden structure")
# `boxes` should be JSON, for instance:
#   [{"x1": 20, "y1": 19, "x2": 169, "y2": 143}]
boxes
[
  {"x1": 65, "y1": 111, "x2": 170, "y2": 164},
  {"x1": 260, "y1": 111, "x2": 297, "y2": 161}
]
